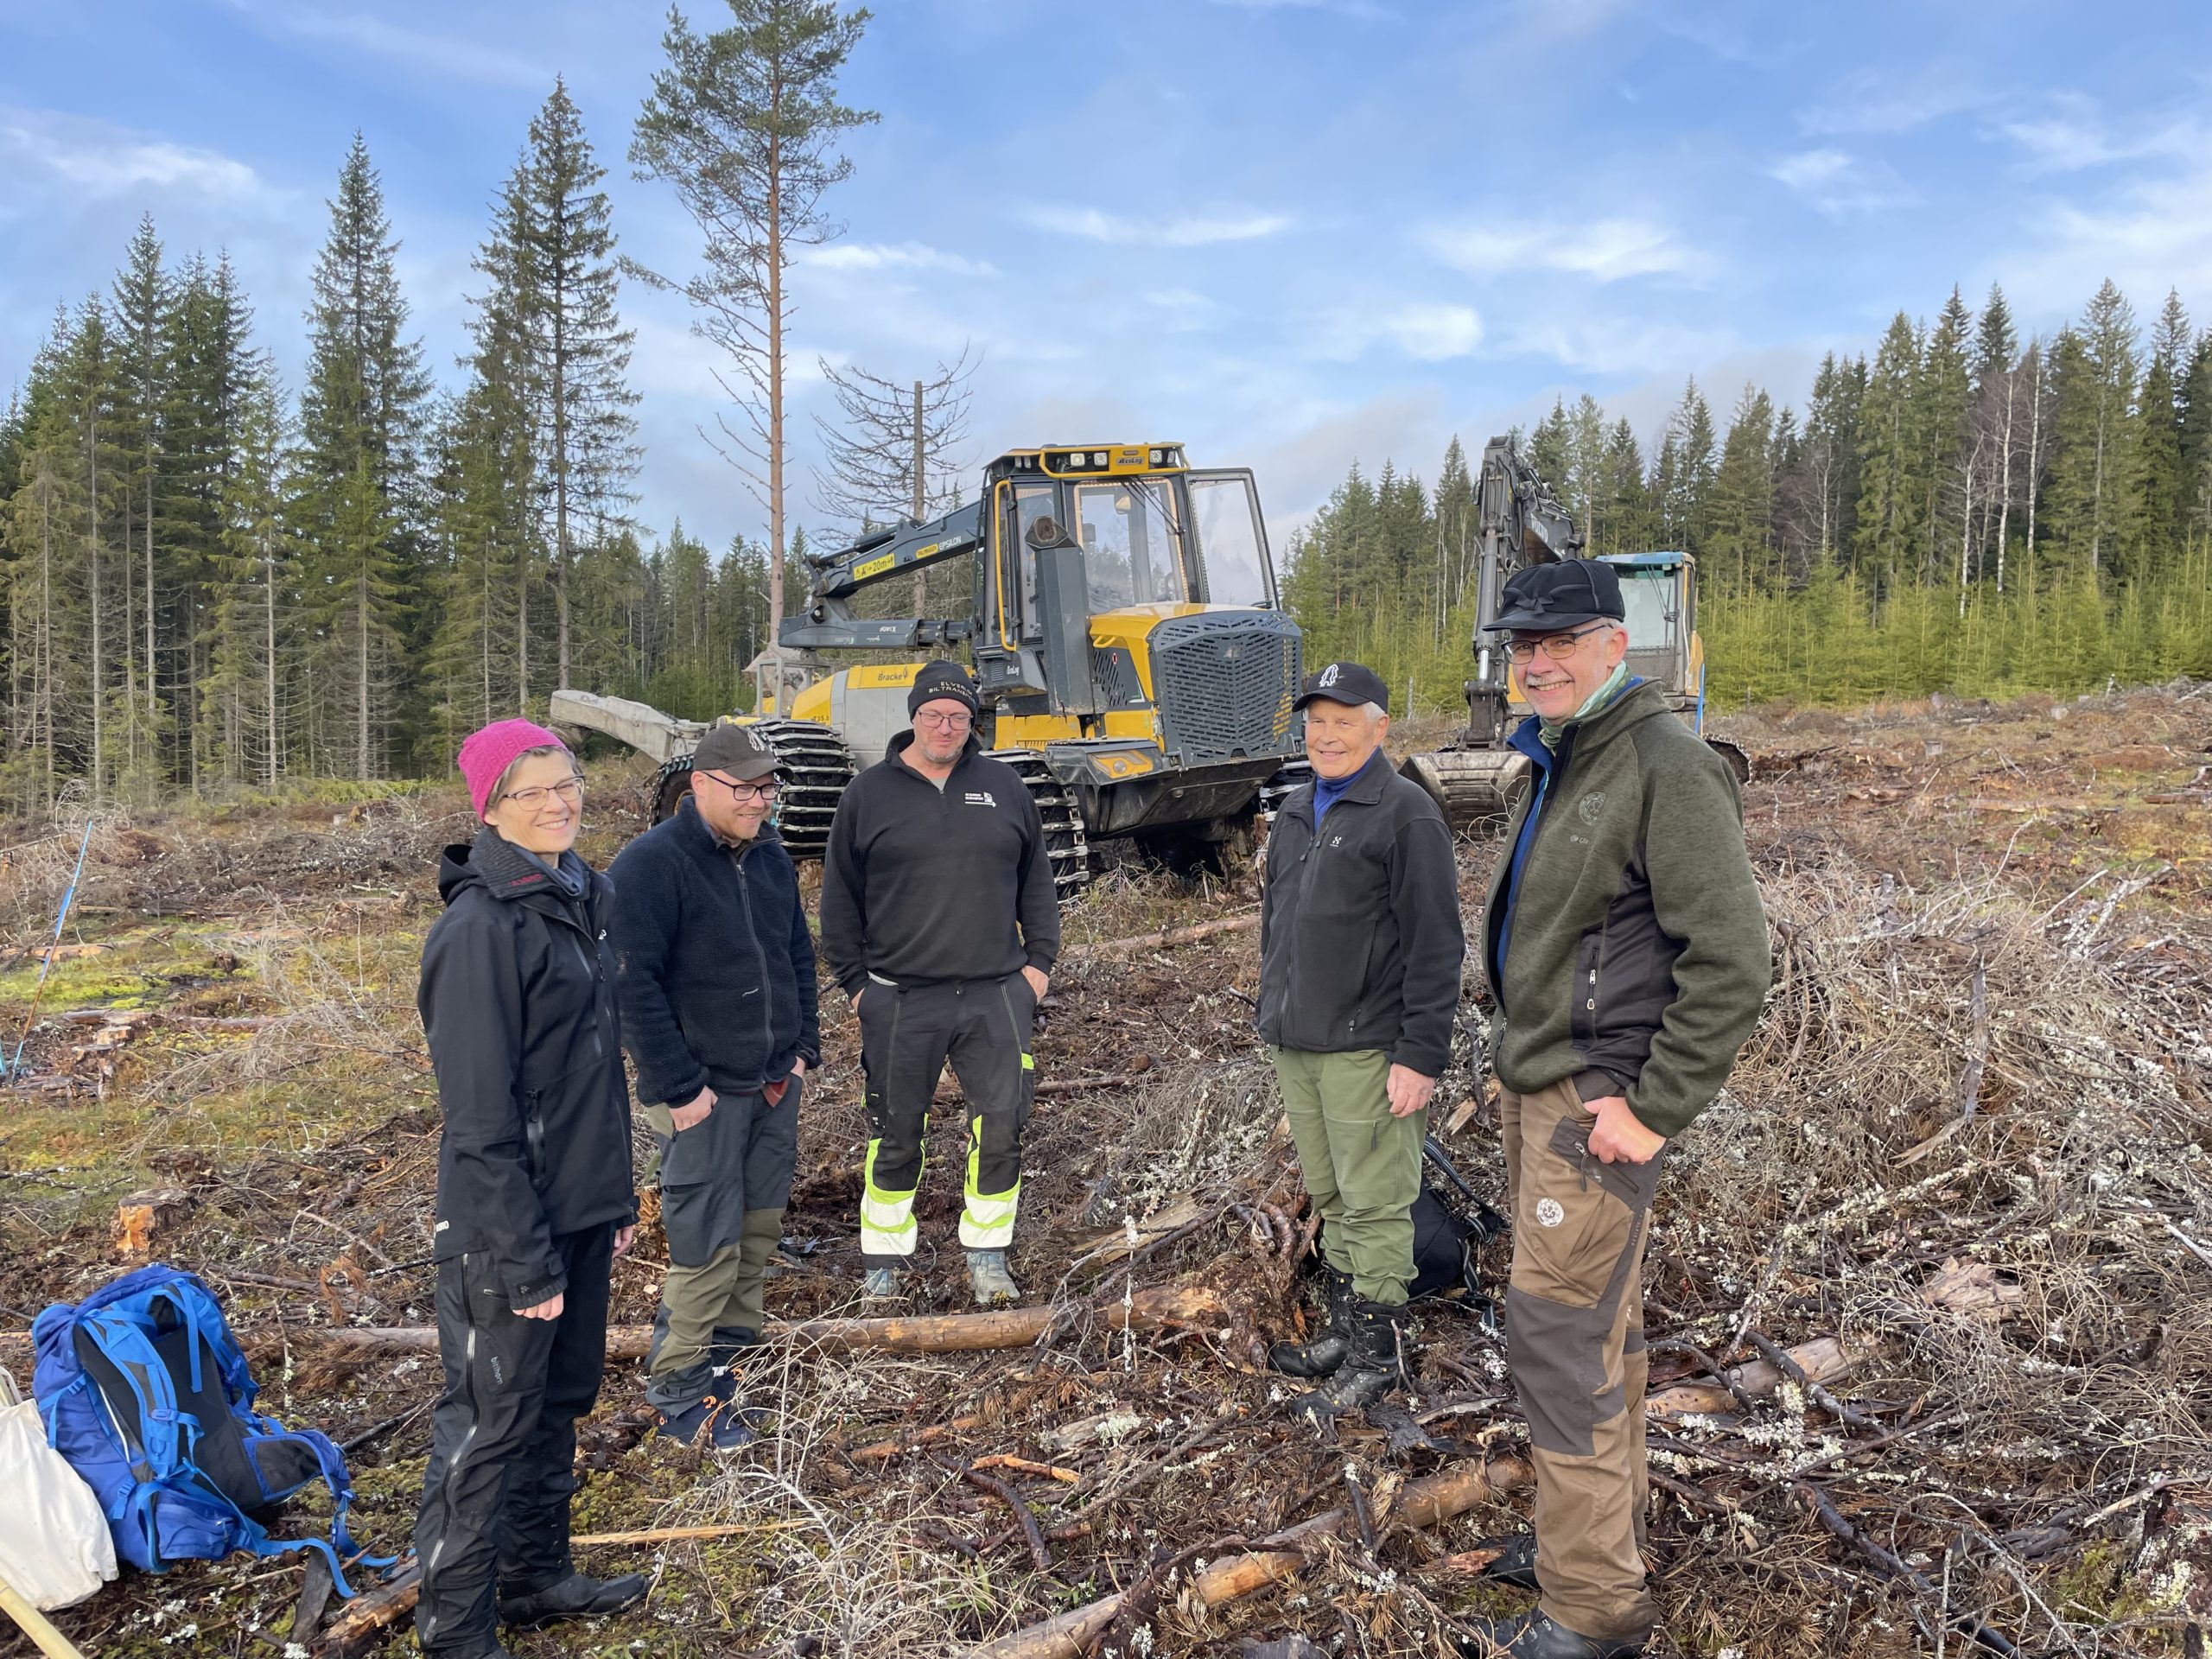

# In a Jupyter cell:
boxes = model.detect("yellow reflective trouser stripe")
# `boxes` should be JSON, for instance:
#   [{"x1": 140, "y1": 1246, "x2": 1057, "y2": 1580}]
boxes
[
  {"x1": 958, "y1": 1114, "x2": 1020, "y2": 1249},
  {"x1": 861, "y1": 1136, "x2": 918, "y2": 1256}
]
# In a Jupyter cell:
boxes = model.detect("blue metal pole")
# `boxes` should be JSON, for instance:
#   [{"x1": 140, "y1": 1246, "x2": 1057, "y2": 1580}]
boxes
[
  {"x1": 7, "y1": 817, "x2": 96, "y2": 1082},
  {"x1": 1695, "y1": 660, "x2": 1708, "y2": 736}
]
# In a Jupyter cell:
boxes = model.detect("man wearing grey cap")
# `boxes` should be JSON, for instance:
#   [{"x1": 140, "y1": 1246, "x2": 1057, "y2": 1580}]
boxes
[
  {"x1": 608, "y1": 721, "x2": 819, "y2": 1449},
  {"x1": 1258, "y1": 660, "x2": 1465, "y2": 1423},
  {"x1": 820, "y1": 660, "x2": 1060, "y2": 1306}
]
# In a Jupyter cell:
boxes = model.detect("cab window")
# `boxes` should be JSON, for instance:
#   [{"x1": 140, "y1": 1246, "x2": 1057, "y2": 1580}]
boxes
[{"x1": 1071, "y1": 478, "x2": 1189, "y2": 609}]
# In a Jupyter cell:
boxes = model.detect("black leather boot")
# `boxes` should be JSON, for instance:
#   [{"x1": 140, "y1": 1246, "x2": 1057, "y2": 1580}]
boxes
[
  {"x1": 1290, "y1": 1296, "x2": 1408, "y2": 1424},
  {"x1": 1268, "y1": 1262, "x2": 1352, "y2": 1377},
  {"x1": 1457, "y1": 1611, "x2": 1646, "y2": 1658},
  {"x1": 1477, "y1": 1532, "x2": 1539, "y2": 1591},
  {"x1": 498, "y1": 1570, "x2": 648, "y2": 1628}
]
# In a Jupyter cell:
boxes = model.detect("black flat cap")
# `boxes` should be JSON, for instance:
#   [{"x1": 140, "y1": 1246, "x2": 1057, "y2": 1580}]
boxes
[
  {"x1": 1483, "y1": 559, "x2": 1625, "y2": 632},
  {"x1": 1293, "y1": 660, "x2": 1389, "y2": 713}
]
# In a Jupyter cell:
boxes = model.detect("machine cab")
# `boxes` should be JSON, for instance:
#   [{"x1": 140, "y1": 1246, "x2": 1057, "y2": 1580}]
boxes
[
  {"x1": 974, "y1": 443, "x2": 1280, "y2": 709},
  {"x1": 986, "y1": 447, "x2": 1275, "y2": 624},
  {"x1": 1597, "y1": 550, "x2": 1700, "y2": 702}
]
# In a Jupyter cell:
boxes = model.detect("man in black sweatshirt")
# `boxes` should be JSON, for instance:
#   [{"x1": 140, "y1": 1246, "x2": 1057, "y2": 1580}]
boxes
[{"x1": 819, "y1": 661, "x2": 1060, "y2": 1306}]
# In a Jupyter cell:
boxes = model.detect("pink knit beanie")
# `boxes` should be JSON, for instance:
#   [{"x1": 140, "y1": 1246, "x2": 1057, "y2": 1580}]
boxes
[{"x1": 457, "y1": 719, "x2": 569, "y2": 821}]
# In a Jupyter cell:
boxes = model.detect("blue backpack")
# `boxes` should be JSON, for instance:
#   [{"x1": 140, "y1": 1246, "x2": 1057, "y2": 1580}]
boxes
[{"x1": 32, "y1": 1263, "x2": 390, "y2": 1596}]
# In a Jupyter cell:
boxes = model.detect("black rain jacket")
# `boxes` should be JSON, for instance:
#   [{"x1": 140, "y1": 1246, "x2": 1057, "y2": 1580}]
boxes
[{"x1": 418, "y1": 826, "x2": 637, "y2": 1306}]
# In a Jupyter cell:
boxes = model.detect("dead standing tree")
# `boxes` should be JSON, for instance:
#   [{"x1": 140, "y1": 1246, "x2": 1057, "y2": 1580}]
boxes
[
  {"x1": 629, "y1": 0, "x2": 878, "y2": 652},
  {"x1": 810, "y1": 345, "x2": 978, "y2": 611}
]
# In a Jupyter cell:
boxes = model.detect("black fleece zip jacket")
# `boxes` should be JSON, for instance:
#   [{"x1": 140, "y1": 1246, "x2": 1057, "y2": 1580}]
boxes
[
  {"x1": 607, "y1": 797, "x2": 821, "y2": 1109},
  {"x1": 820, "y1": 732, "x2": 1061, "y2": 995},
  {"x1": 1257, "y1": 751, "x2": 1465, "y2": 1077},
  {"x1": 418, "y1": 827, "x2": 637, "y2": 1306}
]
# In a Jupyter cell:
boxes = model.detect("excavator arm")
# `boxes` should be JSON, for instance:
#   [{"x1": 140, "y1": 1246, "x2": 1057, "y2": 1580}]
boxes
[
  {"x1": 779, "y1": 500, "x2": 988, "y2": 652},
  {"x1": 1400, "y1": 436, "x2": 1584, "y2": 828},
  {"x1": 1465, "y1": 436, "x2": 1584, "y2": 745}
]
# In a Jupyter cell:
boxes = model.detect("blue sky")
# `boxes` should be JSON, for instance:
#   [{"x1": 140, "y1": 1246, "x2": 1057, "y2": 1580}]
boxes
[{"x1": 6, "y1": 0, "x2": 2212, "y2": 557}]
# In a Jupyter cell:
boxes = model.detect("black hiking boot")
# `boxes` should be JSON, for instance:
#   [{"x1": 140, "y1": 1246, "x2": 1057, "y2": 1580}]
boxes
[
  {"x1": 1290, "y1": 1297, "x2": 1408, "y2": 1426},
  {"x1": 1457, "y1": 1611, "x2": 1645, "y2": 1658},
  {"x1": 498, "y1": 1570, "x2": 648, "y2": 1628},
  {"x1": 1268, "y1": 1262, "x2": 1353, "y2": 1378},
  {"x1": 1477, "y1": 1532, "x2": 1540, "y2": 1591}
]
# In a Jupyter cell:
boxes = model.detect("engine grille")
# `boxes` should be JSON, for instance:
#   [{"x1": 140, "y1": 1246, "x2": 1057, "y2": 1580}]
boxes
[{"x1": 1150, "y1": 612, "x2": 1302, "y2": 766}]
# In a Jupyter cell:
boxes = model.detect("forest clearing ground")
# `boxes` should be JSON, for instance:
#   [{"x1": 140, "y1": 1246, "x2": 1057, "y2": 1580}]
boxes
[{"x1": 1, "y1": 683, "x2": 2209, "y2": 1658}]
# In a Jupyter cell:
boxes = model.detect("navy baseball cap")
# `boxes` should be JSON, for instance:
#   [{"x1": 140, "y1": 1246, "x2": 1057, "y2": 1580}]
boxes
[
  {"x1": 1483, "y1": 560, "x2": 1625, "y2": 632},
  {"x1": 1293, "y1": 661, "x2": 1390, "y2": 714}
]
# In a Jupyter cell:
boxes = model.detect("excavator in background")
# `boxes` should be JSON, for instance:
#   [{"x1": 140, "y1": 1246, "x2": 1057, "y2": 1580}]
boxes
[
  {"x1": 551, "y1": 442, "x2": 1308, "y2": 897},
  {"x1": 1400, "y1": 435, "x2": 1747, "y2": 832}
]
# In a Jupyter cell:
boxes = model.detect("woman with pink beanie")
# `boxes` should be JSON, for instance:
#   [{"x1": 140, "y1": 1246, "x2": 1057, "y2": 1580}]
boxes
[{"x1": 411, "y1": 720, "x2": 644, "y2": 1658}]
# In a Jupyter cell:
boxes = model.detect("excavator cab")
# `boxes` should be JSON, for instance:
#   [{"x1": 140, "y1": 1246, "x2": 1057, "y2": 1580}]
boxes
[{"x1": 1598, "y1": 552, "x2": 1702, "y2": 715}]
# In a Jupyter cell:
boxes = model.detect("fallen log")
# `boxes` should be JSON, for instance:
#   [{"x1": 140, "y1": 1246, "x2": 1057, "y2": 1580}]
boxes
[
  {"x1": 1645, "y1": 1334, "x2": 1856, "y2": 1418},
  {"x1": 963, "y1": 1455, "x2": 1535, "y2": 1659},
  {"x1": 317, "y1": 1284, "x2": 1232, "y2": 1363},
  {"x1": 1068, "y1": 912, "x2": 1260, "y2": 962}
]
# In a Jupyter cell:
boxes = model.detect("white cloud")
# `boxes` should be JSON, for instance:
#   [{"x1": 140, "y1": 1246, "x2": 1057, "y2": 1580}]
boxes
[
  {"x1": 0, "y1": 108, "x2": 270, "y2": 204},
  {"x1": 1768, "y1": 148, "x2": 1915, "y2": 217},
  {"x1": 232, "y1": 4, "x2": 553, "y2": 89},
  {"x1": 800, "y1": 242, "x2": 998, "y2": 278},
  {"x1": 1307, "y1": 301, "x2": 1481, "y2": 362},
  {"x1": 1027, "y1": 207, "x2": 1291, "y2": 247},
  {"x1": 1425, "y1": 216, "x2": 1708, "y2": 283},
  {"x1": 1498, "y1": 315, "x2": 1738, "y2": 377},
  {"x1": 2001, "y1": 146, "x2": 2212, "y2": 315},
  {"x1": 1996, "y1": 94, "x2": 2196, "y2": 176},
  {"x1": 1800, "y1": 65, "x2": 1986, "y2": 137},
  {"x1": 1385, "y1": 302, "x2": 1483, "y2": 359}
]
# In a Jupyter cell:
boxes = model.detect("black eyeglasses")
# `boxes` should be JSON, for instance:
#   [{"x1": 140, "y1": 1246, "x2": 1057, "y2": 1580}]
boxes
[
  {"x1": 1505, "y1": 623, "x2": 1613, "y2": 664},
  {"x1": 700, "y1": 772, "x2": 778, "y2": 804}
]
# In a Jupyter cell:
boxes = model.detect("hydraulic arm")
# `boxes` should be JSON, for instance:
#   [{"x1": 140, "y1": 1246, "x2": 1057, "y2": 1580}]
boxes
[{"x1": 781, "y1": 500, "x2": 988, "y2": 652}]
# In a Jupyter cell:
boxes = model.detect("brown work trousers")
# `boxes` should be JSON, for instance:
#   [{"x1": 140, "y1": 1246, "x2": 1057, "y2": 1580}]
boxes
[{"x1": 1501, "y1": 1077, "x2": 1660, "y2": 1643}]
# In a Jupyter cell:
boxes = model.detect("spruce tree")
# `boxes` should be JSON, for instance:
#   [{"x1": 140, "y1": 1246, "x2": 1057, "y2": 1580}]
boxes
[
  {"x1": 513, "y1": 79, "x2": 639, "y2": 690},
  {"x1": 2138, "y1": 289, "x2": 2190, "y2": 571},
  {"x1": 1921, "y1": 288, "x2": 1973, "y2": 584},
  {"x1": 1854, "y1": 313, "x2": 1923, "y2": 589},
  {"x1": 293, "y1": 135, "x2": 430, "y2": 778},
  {"x1": 110, "y1": 215, "x2": 172, "y2": 764}
]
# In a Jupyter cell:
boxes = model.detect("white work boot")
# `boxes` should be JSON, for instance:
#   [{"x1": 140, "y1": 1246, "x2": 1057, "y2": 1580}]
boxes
[{"x1": 966, "y1": 1249, "x2": 1020, "y2": 1306}]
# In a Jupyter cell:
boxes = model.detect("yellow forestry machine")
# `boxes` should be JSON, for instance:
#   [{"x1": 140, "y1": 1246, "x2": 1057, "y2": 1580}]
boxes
[
  {"x1": 1401, "y1": 435, "x2": 1746, "y2": 830},
  {"x1": 551, "y1": 443, "x2": 1309, "y2": 897}
]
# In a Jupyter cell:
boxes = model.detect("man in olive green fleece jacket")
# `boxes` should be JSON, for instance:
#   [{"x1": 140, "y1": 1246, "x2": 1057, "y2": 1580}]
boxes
[{"x1": 1458, "y1": 560, "x2": 1770, "y2": 1659}]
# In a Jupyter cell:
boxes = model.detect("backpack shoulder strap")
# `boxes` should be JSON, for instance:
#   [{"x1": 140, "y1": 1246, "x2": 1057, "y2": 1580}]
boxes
[{"x1": 75, "y1": 1308, "x2": 184, "y2": 1479}]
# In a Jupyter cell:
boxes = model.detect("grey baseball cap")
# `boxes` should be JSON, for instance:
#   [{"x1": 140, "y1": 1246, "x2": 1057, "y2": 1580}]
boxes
[{"x1": 693, "y1": 722, "x2": 779, "y2": 781}]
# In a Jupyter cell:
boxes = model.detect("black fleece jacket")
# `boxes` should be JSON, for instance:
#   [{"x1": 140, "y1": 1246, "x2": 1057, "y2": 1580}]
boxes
[
  {"x1": 418, "y1": 828, "x2": 637, "y2": 1306},
  {"x1": 1258, "y1": 751, "x2": 1465, "y2": 1077},
  {"x1": 607, "y1": 797, "x2": 821, "y2": 1109},
  {"x1": 820, "y1": 732, "x2": 1061, "y2": 995}
]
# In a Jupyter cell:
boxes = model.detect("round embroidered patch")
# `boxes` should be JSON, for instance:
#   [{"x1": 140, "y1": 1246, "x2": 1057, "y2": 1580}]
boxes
[{"x1": 1535, "y1": 1197, "x2": 1566, "y2": 1228}]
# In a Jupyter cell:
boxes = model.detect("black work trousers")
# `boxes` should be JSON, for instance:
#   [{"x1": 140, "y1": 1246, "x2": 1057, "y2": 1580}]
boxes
[
  {"x1": 413, "y1": 1223, "x2": 613, "y2": 1656},
  {"x1": 857, "y1": 974, "x2": 1036, "y2": 1266}
]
